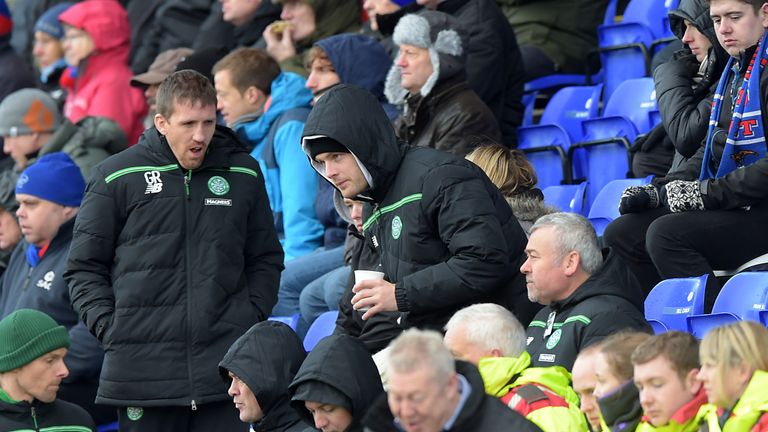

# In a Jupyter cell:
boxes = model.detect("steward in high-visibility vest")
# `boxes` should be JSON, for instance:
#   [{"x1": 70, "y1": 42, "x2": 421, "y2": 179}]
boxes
[
  {"x1": 478, "y1": 351, "x2": 588, "y2": 432},
  {"x1": 635, "y1": 390, "x2": 708, "y2": 432},
  {"x1": 698, "y1": 370, "x2": 768, "y2": 432}
]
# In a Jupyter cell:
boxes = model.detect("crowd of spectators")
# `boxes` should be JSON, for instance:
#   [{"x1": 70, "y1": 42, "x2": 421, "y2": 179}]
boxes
[{"x1": 1, "y1": 0, "x2": 768, "y2": 431}]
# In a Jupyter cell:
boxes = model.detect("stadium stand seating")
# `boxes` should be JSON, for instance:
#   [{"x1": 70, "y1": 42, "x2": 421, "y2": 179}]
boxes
[
  {"x1": 303, "y1": 310, "x2": 339, "y2": 352},
  {"x1": 586, "y1": 177, "x2": 651, "y2": 235},
  {"x1": 687, "y1": 272, "x2": 768, "y2": 338},
  {"x1": 542, "y1": 182, "x2": 588, "y2": 214},
  {"x1": 268, "y1": 313, "x2": 301, "y2": 331},
  {"x1": 597, "y1": 0, "x2": 672, "y2": 98},
  {"x1": 645, "y1": 274, "x2": 708, "y2": 333},
  {"x1": 570, "y1": 78, "x2": 658, "y2": 205},
  {"x1": 519, "y1": 84, "x2": 603, "y2": 187}
]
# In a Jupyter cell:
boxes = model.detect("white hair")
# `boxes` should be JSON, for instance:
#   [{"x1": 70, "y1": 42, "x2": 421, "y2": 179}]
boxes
[
  {"x1": 444, "y1": 303, "x2": 526, "y2": 358},
  {"x1": 388, "y1": 329, "x2": 455, "y2": 383},
  {"x1": 530, "y1": 212, "x2": 603, "y2": 274}
]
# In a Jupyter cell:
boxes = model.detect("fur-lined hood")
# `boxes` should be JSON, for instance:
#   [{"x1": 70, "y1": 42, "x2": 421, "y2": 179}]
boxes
[
  {"x1": 506, "y1": 189, "x2": 558, "y2": 231},
  {"x1": 384, "y1": 10, "x2": 467, "y2": 105}
]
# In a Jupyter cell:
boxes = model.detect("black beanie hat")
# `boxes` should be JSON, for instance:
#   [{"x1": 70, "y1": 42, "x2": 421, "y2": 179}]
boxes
[{"x1": 307, "y1": 137, "x2": 350, "y2": 162}]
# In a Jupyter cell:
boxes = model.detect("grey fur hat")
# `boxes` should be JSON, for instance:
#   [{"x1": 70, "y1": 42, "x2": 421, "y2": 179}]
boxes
[{"x1": 385, "y1": 10, "x2": 466, "y2": 104}]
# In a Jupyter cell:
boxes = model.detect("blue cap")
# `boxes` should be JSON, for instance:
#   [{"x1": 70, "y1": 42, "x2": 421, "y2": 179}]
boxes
[
  {"x1": 34, "y1": 3, "x2": 73, "y2": 39},
  {"x1": 16, "y1": 152, "x2": 85, "y2": 207}
]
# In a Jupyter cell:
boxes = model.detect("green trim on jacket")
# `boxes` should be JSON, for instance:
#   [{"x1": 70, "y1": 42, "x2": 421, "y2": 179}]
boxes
[
  {"x1": 362, "y1": 193, "x2": 423, "y2": 231},
  {"x1": 0, "y1": 388, "x2": 18, "y2": 404}
]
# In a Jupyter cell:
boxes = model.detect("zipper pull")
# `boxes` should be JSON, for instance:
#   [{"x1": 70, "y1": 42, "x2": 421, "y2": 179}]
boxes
[
  {"x1": 31, "y1": 406, "x2": 39, "y2": 430},
  {"x1": 184, "y1": 170, "x2": 191, "y2": 200},
  {"x1": 191, "y1": 399, "x2": 197, "y2": 411}
]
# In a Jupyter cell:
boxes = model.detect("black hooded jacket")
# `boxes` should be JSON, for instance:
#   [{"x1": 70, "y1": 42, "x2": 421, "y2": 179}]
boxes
[
  {"x1": 289, "y1": 334, "x2": 383, "y2": 432},
  {"x1": 302, "y1": 85, "x2": 537, "y2": 334},
  {"x1": 648, "y1": 0, "x2": 729, "y2": 165},
  {"x1": 219, "y1": 321, "x2": 308, "y2": 432},
  {"x1": 526, "y1": 249, "x2": 650, "y2": 370},
  {"x1": 659, "y1": 42, "x2": 768, "y2": 211},
  {"x1": 363, "y1": 360, "x2": 543, "y2": 432},
  {"x1": 65, "y1": 125, "x2": 284, "y2": 407}
]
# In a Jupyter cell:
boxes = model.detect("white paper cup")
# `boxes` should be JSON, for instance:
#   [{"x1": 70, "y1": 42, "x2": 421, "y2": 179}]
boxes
[{"x1": 353, "y1": 270, "x2": 385, "y2": 312}]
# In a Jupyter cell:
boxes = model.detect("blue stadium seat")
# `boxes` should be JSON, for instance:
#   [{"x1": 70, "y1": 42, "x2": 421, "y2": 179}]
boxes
[
  {"x1": 303, "y1": 310, "x2": 339, "y2": 352},
  {"x1": 645, "y1": 274, "x2": 708, "y2": 333},
  {"x1": 687, "y1": 272, "x2": 768, "y2": 338},
  {"x1": 587, "y1": 178, "x2": 650, "y2": 236},
  {"x1": 542, "y1": 182, "x2": 588, "y2": 214},
  {"x1": 97, "y1": 422, "x2": 119, "y2": 432},
  {"x1": 538, "y1": 84, "x2": 603, "y2": 142},
  {"x1": 760, "y1": 310, "x2": 768, "y2": 327},
  {"x1": 519, "y1": 84, "x2": 604, "y2": 188},
  {"x1": 522, "y1": 92, "x2": 537, "y2": 126},
  {"x1": 268, "y1": 313, "x2": 300, "y2": 331},
  {"x1": 570, "y1": 78, "x2": 657, "y2": 205},
  {"x1": 598, "y1": 29, "x2": 651, "y2": 100},
  {"x1": 596, "y1": 0, "x2": 671, "y2": 98},
  {"x1": 518, "y1": 124, "x2": 572, "y2": 188},
  {"x1": 625, "y1": 0, "x2": 674, "y2": 40},
  {"x1": 522, "y1": 0, "x2": 617, "y2": 95}
]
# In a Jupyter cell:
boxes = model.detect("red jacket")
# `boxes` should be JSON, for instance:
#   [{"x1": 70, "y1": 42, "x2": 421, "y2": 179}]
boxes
[{"x1": 60, "y1": 0, "x2": 147, "y2": 145}]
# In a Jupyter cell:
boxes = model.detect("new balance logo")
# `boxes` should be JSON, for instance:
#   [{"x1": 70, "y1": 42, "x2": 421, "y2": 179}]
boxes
[{"x1": 144, "y1": 171, "x2": 163, "y2": 194}]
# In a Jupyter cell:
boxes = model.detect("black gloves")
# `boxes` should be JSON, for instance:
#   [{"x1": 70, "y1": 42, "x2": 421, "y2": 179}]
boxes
[
  {"x1": 661, "y1": 180, "x2": 705, "y2": 212},
  {"x1": 619, "y1": 184, "x2": 660, "y2": 214},
  {"x1": 618, "y1": 181, "x2": 705, "y2": 214}
]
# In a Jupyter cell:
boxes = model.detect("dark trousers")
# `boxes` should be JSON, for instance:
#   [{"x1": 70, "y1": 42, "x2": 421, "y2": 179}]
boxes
[
  {"x1": 631, "y1": 146, "x2": 674, "y2": 178},
  {"x1": 603, "y1": 204, "x2": 768, "y2": 311},
  {"x1": 117, "y1": 400, "x2": 248, "y2": 432}
]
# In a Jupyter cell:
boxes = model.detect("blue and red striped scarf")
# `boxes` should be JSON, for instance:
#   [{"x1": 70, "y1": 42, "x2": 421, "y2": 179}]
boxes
[{"x1": 701, "y1": 32, "x2": 768, "y2": 180}]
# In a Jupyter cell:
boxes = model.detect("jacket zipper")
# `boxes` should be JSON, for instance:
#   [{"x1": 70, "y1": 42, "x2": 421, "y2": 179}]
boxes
[
  {"x1": 371, "y1": 203, "x2": 389, "y2": 281},
  {"x1": 22, "y1": 266, "x2": 33, "y2": 291},
  {"x1": 183, "y1": 169, "x2": 196, "y2": 410},
  {"x1": 31, "y1": 406, "x2": 38, "y2": 430},
  {"x1": 184, "y1": 170, "x2": 191, "y2": 199}
]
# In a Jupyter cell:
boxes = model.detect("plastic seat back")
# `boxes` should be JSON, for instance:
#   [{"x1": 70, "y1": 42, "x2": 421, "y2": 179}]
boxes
[
  {"x1": 587, "y1": 178, "x2": 649, "y2": 236},
  {"x1": 624, "y1": 0, "x2": 674, "y2": 40},
  {"x1": 97, "y1": 422, "x2": 119, "y2": 432},
  {"x1": 599, "y1": 48, "x2": 650, "y2": 100},
  {"x1": 644, "y1": 274, "x2": 708, "y2": 332},
  {"x1": 268, "y1": 313, "x2": 300, "y2": 331},
  {"x1": 572, "y1": 79, "x2": 657, "y2": 203},
  {"x1": 688, "y1": 272, "x2": 768, "y2": 337},
  {"x1": 303, "y1": 310, "x2": 339, "y2": 352},
  {"x1": 518, "y1": 124, "x2": 572, "y2": 188},
  {"x1": 540, "y1": 84, "x2": 603, "y2": 142},
  {"x1": 542, "y1": 182, "x2": 588, "y2": 214},
  {"x1": 603, "y1": 0, "x2": 619, "y2": 24},
  {"x1": 522, "y1": 92, "x2": 537, "y2": 126},
  {"x1": 602, "y1": 77, "x2": 658, "y2": 134}
]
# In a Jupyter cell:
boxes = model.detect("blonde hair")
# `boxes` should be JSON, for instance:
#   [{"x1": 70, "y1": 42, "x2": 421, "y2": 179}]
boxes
[
  {"x1": 699, "y1": 321, "x2": 768, "y2": 404},
  {"x1": 465, "y1": 143, "x2": 537, "y2": 198}
]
